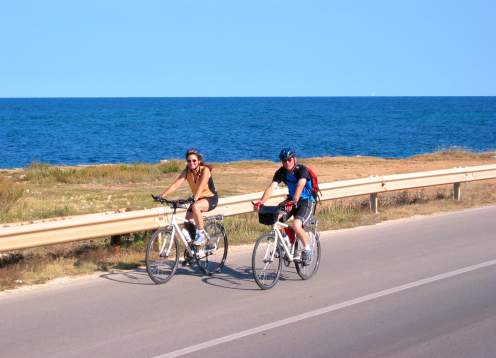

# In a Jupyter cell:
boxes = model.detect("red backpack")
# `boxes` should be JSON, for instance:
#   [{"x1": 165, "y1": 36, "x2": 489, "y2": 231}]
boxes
[{"x1": 304, "y1": 165, "x2": 321, "y2": 201}]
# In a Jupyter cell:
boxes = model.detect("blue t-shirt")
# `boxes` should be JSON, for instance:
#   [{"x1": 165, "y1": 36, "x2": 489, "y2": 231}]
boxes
[{"x1": 272, "y1": 164, "x2": 315, "y2": 202}]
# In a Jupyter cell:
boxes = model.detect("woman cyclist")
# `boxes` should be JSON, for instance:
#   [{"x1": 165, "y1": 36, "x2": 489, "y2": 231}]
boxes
[{"x1": 159, "y1": 148, "x2": 218, "y2": 245}]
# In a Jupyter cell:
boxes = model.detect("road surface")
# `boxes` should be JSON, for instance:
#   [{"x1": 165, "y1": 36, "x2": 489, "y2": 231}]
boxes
[{"x1": 1, "y1": 206, "x2": 496, "y2": 357}]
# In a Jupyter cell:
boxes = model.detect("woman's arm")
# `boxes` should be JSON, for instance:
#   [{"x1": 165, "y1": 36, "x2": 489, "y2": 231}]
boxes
[{"x1": 160, "y1": 169, "x2": 187, "y2": 197}]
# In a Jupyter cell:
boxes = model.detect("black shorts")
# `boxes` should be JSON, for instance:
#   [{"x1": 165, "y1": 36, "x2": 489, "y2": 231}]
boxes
[
  {"x1": 282, "y1": 199, "x2": 315, "y2": 225},
  {"x1": 187, "y1": 195, "x2": 218, "y2": 213}
]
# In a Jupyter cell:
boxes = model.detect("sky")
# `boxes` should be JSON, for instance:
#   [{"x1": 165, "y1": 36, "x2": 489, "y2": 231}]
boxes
[{"x1": 1, "y1": 0, "x2": 495, "y2": 97}]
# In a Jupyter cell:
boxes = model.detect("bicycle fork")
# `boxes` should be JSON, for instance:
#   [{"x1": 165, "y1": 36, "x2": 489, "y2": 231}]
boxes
[{"x1": 158, "y1": 229, "x2": 175, "y2": 257}]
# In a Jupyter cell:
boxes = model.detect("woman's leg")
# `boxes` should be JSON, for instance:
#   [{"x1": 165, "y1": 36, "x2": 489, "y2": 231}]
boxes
[{"x1": 190, "y1": 199, "x2": 210, "y2": 230}]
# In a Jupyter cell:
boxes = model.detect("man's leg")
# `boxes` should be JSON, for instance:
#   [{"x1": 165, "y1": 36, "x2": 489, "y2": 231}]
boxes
[
  {"x1": 291, "y1": 219, "x2": 309, "y2": 246},
  {"x1": 292, "y1": 200, "x2": 315, "y2": 265}
]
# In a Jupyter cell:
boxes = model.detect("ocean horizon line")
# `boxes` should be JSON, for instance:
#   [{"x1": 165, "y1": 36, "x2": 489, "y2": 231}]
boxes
[{"x1": 1, "y1": 95, "x2": 496, "y2": 100}]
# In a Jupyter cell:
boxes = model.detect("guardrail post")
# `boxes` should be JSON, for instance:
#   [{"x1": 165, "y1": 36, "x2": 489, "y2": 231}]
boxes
[
  {"x1": 370, "y1": 193, "x2": 378, "y2": 214},
  {"x1": 110, "y1": 235, "x2": 122, "y2": 246},
  {"x1": 453, "y1": 182, "x2": 461, "y2": 201}
]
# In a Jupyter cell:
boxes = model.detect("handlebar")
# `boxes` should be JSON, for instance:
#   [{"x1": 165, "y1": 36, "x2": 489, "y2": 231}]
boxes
[{"x1": 151, "y1": 195, "x2": 194, "y2": 209}]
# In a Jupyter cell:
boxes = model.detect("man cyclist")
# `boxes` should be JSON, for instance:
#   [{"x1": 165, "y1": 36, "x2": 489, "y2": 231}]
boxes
[{"x1": 253, "y1": 148, "x2": 316, "y2": 265}]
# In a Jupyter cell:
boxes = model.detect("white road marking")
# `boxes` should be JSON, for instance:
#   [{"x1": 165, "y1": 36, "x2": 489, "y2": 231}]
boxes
[{"x1": 154, "y1": 258, "x2": 496, "y2": 358}]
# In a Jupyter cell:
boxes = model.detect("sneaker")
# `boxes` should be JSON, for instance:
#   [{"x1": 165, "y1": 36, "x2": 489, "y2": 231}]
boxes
[
  {"x1": 193, "y1": 230, "x2": 206, "y2": 246},
  {"x1": 301, "y1": 248, "x2": 312, "y2": 266}
]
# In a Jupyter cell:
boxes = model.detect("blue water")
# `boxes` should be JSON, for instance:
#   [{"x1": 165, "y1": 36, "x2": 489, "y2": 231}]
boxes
[{"x1": 1, "y1": 97, "x2": 495, "y2": 168}]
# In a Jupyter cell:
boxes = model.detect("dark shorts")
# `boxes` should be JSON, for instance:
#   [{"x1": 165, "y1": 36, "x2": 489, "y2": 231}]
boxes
[
  {"x1": 282, "y1": 199, "x2": 315, "y2": 226},
  {"x1": 187, "y1": 195, "x2": 219, "y2": 213}
]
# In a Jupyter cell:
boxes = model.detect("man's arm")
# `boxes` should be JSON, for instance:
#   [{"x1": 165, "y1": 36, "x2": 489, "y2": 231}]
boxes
[
  {"x1": 292, "y1": 178, "x2": 307, "y2": 203},
  {"x1": 260, "y1": 181, "x2": 279, "y2": 203},
  {"x1": 253, "y1": 181, "x2": 279, "y2": 211}
]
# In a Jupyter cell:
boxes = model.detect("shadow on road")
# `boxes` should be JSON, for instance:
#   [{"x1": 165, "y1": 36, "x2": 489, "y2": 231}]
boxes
[
  {"x1": 99, "y1": 262, "x2": 302, "y2": 289},
  {"x1": 202, "y1": 265, "x2": 257, "y2": 291},
  {"x1": 100, "y1": 264, "x2": 204, "y2": 285},
  {"x1": 201, "y1": 264, "x2": 301, "y2": 291}
]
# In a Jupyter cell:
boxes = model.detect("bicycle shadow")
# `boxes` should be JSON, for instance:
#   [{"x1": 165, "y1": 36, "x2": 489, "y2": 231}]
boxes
[
  {"x1": 201, "y1": 265, "x2": 256, "y2": 291},
  {"x1": 99, "y1": 260, "x2": 304, "y2": 288},
  {"x1": 100, "y1": 264, "x2": 205, "y2": 286},
  {"x1": 201, "y1": 264, "x2": 302, "y2": 291}
]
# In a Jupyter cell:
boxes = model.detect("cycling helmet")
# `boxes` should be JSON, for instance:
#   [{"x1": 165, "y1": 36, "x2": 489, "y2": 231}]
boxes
[{"x1": 279, "y1": 148, "x2": 296, "y2": 161}]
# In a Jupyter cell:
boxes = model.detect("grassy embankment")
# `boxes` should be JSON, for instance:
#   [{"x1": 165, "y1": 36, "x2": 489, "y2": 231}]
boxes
[{"x1": 1, "y1": 149, "x2": 496, "y2": 291}]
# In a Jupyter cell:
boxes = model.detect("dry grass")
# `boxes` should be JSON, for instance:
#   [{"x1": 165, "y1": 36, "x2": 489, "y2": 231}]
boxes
[
  {"x1": 1, "y1": 149, "x2": 496, "y2": 291},
  {"x1": 0, "y1": 235, "x2": 148, "y2": 291},
  {"x1": 24, "y1": 161, "x2": 182, "y2": 184},
  {"x1": 0, "y1": 177, "x2": 24, "y2": 220}
]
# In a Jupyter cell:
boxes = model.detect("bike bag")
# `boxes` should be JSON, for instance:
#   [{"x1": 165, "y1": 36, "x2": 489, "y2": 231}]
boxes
[{"x1": 258, "y1": 205, "x2": 280, "y2": 225}]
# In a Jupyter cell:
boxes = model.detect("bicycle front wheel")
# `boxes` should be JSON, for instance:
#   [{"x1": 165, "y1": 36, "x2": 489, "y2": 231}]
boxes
[
  {"x1": 196, "y1": 221, "x2": 228, "y2": 276},
  {"x1": 295, "y1": 230, "x2": 321, "y2": 280},
  {"x1": 252, "y1": 233, "x2": 282, "y2": 290},
  {"x1": 146, "y1": 228, "x2": 179, "y2": 284}
]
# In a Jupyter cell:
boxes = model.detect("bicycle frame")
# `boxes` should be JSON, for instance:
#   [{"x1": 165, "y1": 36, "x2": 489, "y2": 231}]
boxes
[
  {"x1": 263, "y1": 214, "x2": 318, "y2": 265},
  {"x1": 158, "y1": 210, "x2": 215, "y2": 258},
  {"x1": 264, "y1": 220, "x2": 299, "y2": 264}
]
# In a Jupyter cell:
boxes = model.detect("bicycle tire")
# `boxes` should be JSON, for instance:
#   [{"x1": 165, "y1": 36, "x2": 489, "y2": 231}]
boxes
[
  {"x1": 145, "y1": 228, "x2": 179, "y2": 284},
  {"x1": 195, "y1": 221, "x2": 228, "y2": 276},
  {"x1": 252, "y1": 233, "x2": 282, "y2": 290},
  {"x1": 295, "y1": 229, "x2": 321, "y2": 280}
]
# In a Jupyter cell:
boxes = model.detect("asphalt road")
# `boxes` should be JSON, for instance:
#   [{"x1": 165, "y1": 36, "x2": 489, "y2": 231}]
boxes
[{"x1": 1, "y1": 206, "x2": 496, "y2": 358}]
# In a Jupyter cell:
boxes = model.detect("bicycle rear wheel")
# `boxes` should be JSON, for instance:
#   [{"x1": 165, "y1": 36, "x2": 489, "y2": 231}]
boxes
[
  {"x1": 146, "y1": 228, "x2": 179, "y2": 284},
  {"x1": 195, "y1": 221, "x2": 228, "y2": 276},
  {"x1": 295, "y1": 229, "x2": 321, "y2": 280},
  {"x1": 252, "y1": 233, "x2": 282, "y2": 290}
]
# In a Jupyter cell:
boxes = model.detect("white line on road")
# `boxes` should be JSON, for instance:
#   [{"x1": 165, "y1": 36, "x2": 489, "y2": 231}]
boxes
[{"x1": 154, "y1": 258, "x2": 496, "y2": 358}]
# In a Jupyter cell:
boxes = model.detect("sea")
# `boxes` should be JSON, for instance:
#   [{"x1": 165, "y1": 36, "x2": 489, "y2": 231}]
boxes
[{"x1": 0, "y1": 97, "x2": 495, "y2": 169}]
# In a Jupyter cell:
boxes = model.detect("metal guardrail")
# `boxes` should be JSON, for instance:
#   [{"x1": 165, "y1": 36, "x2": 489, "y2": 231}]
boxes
[{"x1": 1, "y1": 164, "x2": 496, "y2": 252}]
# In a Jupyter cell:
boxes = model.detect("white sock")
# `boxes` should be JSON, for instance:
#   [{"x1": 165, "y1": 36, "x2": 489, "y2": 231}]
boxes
[{"x1": 304, "y1": 244, "x2": 311, "y2": 251}]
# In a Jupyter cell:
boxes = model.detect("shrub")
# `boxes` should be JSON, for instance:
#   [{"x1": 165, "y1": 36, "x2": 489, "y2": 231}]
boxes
[{"x1": 0, "y1": 177, "x2": 24, "y2": 215}]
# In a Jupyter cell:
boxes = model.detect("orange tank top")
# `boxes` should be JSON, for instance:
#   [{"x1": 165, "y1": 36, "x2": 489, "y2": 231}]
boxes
[{"x1": 186, "y1": 166, "x2": 217, "y2": 198}]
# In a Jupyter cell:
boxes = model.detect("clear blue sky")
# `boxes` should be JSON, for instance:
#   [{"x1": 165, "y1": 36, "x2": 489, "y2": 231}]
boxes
[{"x1": 1, "y1": 0, "x2": 495, "y2": 97}]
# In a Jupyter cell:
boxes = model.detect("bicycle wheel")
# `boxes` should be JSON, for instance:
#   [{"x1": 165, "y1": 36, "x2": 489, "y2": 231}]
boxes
[
  {"x1": 252, "y1": 233, "x2": 282, "y2": 290},
  {"x1": 195, "y1": 221, "x2": 228, "y2": 276},
  {"x1": 146, "y1": 228, "x2": 179, "y2": 284},
  {"x1": 295, "y1": 229, "x2": 321, "y2": 280}
]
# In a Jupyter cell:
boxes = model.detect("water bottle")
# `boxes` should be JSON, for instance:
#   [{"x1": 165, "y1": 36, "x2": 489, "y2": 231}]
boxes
[
  {"x1": 181, "y1": 228, "x2": 192, "y2": 243},
  {"x1": 284, "y1": 227, "x2": 296, "y2": 244},
  {"x1": 281, "y1": 232, "x2": 290, "y2": 248}
]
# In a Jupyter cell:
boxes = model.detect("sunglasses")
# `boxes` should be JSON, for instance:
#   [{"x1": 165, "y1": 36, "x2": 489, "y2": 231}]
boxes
[
  {"x1": 282, "y1": 158, "x2": 293, "y2": 164},
  {"x1": 187, "y1": 159, "x2": 198, "y2": 163}
]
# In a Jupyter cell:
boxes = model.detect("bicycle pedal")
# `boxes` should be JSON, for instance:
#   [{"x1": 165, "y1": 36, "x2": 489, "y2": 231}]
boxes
[{"x1": 181, "y1": 260, "x2": 190, "y2": 267}]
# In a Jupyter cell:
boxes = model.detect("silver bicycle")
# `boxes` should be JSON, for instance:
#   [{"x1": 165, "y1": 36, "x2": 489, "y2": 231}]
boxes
[
  {"x1": 252, "y1": 204, "x2": 321, "y2": 290},
  {"x1": 146, "y1": 195, "x2": 228, "y2": 284}
]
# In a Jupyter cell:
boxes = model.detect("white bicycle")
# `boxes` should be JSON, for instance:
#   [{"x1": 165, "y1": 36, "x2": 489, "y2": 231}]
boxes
[
  {"x1": 252, "y1": 204, "x2": 321, "y2": 290},
  {"x1": 146, "y1": 195, "x2": 228, "y2": 284}
]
